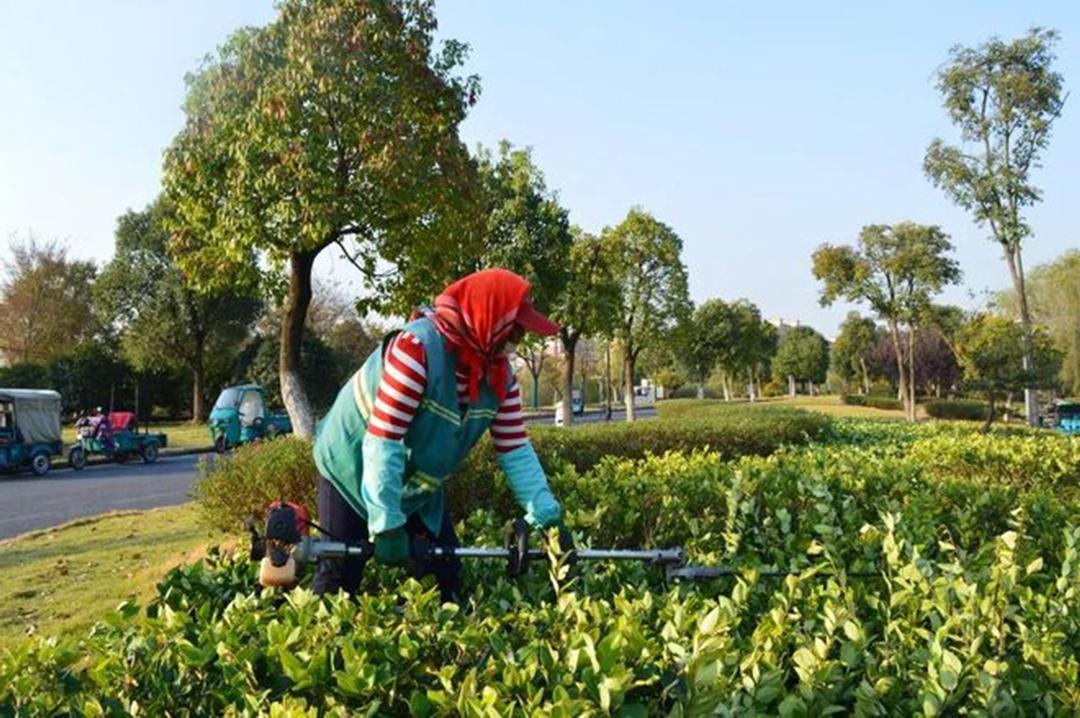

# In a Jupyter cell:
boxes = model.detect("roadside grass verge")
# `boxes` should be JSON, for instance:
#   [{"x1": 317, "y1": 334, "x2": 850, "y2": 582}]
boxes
[
  {"x1": 660, "y1": 395, "x2": 916, "y2": 420},
  {"x1": 0, "y1": 503, "x2": 224, "y2": 649}
]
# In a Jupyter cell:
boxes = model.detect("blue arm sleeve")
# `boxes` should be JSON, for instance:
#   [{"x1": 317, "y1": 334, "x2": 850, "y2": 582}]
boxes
[
  {"x1": 497, "y1": 442, "x2": 562, "y2": 528},
  {"x1": 360, "y1": 432, "x2": 408, "y2": 535}
]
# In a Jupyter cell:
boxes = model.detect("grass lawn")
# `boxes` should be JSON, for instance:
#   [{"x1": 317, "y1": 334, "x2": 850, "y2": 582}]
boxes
[
  {"x1": 756, "y1": 394, "x2": 917, "y2": 420},
  {"x1": 0, "y1": 503, "x2": 227, "y2": 649},
  {"x1": 61, "y1": 421, "x2": 212, "y2": 451}
]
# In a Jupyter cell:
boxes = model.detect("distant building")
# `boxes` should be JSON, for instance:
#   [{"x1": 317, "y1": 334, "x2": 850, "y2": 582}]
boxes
[{"x1": 767, "y1": 317, "x2": 800, "y2": 343}]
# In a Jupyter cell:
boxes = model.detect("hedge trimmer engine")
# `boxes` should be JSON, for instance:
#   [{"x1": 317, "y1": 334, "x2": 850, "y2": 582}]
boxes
[{"x1": 249, "y1": 503, "x2": 879, "y2": 588}]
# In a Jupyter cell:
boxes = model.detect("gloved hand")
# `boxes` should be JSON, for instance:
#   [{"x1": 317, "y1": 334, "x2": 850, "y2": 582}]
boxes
[
  {"x1": 548, "y1": 519, "x2": 576, "y2": 562},
  {"x1": 373, "y1": 528, "x2": 409, "y2": 566}
]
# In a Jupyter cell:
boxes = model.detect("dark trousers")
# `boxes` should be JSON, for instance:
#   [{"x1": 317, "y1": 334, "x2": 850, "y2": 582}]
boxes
[{"x1": 312, "y1": 476, "x2": 462, "y2": 602}]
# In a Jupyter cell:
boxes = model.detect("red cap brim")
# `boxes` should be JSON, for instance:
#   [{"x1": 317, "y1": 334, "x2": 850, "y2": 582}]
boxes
[{"x1": 516, "y1": 298, "x2": 560, "y2": 336}]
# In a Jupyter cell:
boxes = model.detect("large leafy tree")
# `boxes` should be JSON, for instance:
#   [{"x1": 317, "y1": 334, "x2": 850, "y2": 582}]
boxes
[
  {"x1": 473, "y1": 142, "x2": 573, "y2": 408},
  {"x1": 956, "y1": 314, "x2": 1062, "y2": 430},
  {"x1": 729, "y1": 299, "x2": 776, "y2": 401},
  {"x1": 0, "y1": 236, "x2": 99, "y2": 364},
  {"x1": 162, "y1": 0, "x2": 482, "y2": 436},
  {"x1": 874, "y1": 327, "x2": 961, "y2": 398},
  {"x1": 550, "y1": 228, "x2": 621, "y2": 425},
  {"x1": 232, "y1": 331, "x2": 346, "y2": 413},
  {"x1": 604, "y1": 208, "x2": 691, "y2": 421},
  {"x1": 771, "y1": 325, "x2": 829, "y2": 396},
  {"x1": 831, "y1": 312, "x2": 880, "y2": 395},
  {"x1": 683, "y1": 299, "x2": 738, "y2": 399},
  {"x1": 997, "y1": 250, "x2": 1080, "y2": 396},
  {"x1": 95, "y1": 201, "x2": 260, "y2": 421},
  {"x1": 812, "y1": 222, "x2": 961, "y2": 420},
  {"x1": 924, "y1": 28, "x2": 1065, "y2": 426}
]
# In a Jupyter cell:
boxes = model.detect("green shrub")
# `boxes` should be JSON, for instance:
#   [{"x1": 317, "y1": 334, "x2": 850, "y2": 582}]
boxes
[
  {"x1": 923, "y1": 398, "x2": 997, "y2": 421},
  {"x1": 6, "y1": 435, "x2": 1080, "y2": 715},
  {"x1": 194, "y1": 405, "x2": 830, "y2": 532},
  {"x1": 192, "y1": 437, "x2": 318, "y2": 532},
  {"x1": 841, "y1": 394, "x2": 903, "y2": 410},
  {"x1": 447, "y1": 407, "x2": 830, "y2": 520},
  {"x1": 906, "y1": 429, "x2": 1080, "y2": 496}
]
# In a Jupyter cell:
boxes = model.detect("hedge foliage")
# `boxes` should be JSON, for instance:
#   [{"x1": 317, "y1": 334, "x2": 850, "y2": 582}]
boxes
[
  {"x1": 922, "y1": 398, "x2": 997, "y2": 421},
  {"x1": 840, "y1": 394, "x2": 903, "y2": 411},
  {"x1": 5, "y1": 424, "x2": 1080, "y2": 714},
  {"x1": 193, "y1": 404, "x2": 831, "y2": 531},
  {"x1": 192, "y1": 437, "x2": 320, "y2": 533}
]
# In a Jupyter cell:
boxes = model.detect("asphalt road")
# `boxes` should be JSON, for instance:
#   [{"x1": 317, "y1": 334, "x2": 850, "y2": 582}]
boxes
[
  {"x1": 0, "y1": 454, "x2": 204, "y2": 540},
  {"x1": 0, "y1": 407, "x2": 656, "y2": 540}
]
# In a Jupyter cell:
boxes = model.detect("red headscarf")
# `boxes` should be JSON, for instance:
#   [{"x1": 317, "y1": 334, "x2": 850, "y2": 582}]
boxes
[{"x1": 427, "y1": 269, "x2": 534, "y2": 403}]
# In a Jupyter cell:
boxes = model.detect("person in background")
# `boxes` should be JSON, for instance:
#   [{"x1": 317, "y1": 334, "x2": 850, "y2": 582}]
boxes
[{"x1": 88, "y1": 406, "x2": 114, "y2": 452}]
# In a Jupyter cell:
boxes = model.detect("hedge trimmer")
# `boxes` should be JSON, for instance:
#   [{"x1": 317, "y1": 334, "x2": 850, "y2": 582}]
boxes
[{"x1": 248, "y1": 502, "x2": 878, "y2": 588}]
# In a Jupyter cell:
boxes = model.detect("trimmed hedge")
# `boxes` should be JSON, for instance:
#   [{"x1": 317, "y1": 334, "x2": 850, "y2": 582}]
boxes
[
  {"x1": 8, "y1": 432, "x2": 1080, "y2": 714},
  {"x1": 841, "y1": 394, "x2": 903, "y2": 411},
  {"x1": 194, "y1": 405, "x2": 831, "y2": 532},
  {"x1": 923, "y1": 398, "x2": 998, "y2": 421},
  {"x1": 449, "y1": 407, "x2": 831, "y2": 519}
]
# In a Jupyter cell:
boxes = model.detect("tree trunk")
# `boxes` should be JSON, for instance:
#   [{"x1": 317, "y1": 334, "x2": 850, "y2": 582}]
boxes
[
  {"x1": 191, "y1": 365, "x2": 204, "y2": 424},
  {"x1": 190, "y1": 331, "x2": 206, "y2": 423},
  {"x1": 788, "y1": 374, "x2": 796, "y2": 397},
  {"x1": 809, "y1": 381, "x2": 816, "y2": 397},
  {"x1": 982, "y1": 395, "x2": 996, "y2": 433},
  {"x1": 859, "y1": 357, "x2": 870, "y2": 395},
  {"x1": 887, "y1": 320, "x2": 910, "y2": 422},
  {"x1": 747, "y1": 368, "x2": 757, "y2": 402},
  {"x1": 280, "y1": 252, "x2": 317, "y2": 438},
  {"x1": 527, "y1": 359, "x2": 541, "y2": 409},
  {"x1": 605, "y1": 340, "x2": 613, "y2": 420},
  {"x1": 560, "y1": 332, "x2": 578, "y2": 427},
  {"x1": 722, "y1": 373, "x2": 731, "y2": 402},
  {"x1": 696, "y1": 380, "x2": 705, "y2": 400},
  {"x1": 1003, "y1": 244, "x2": 1039, "y2": 426},
  {"x1": 624, "y1": 350, "x2": 636, "y2": 422},
  {"x1": 907, "y1": 326, "x2": 917, "y2": 421}
]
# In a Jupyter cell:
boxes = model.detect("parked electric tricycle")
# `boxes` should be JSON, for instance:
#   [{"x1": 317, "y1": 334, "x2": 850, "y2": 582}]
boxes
[
  {"x1": 209, "y1": 384, "x2": 292, "y2": 452},
  {"x1": 0, "y1": 388, "x2": 63, "y2": 477},
  {"x1": 68, "y1": 411, "x2": 168, "y2": 469},
  {"x1": 1047, "y1": 400, "x2": 1080, "y2": 436}
]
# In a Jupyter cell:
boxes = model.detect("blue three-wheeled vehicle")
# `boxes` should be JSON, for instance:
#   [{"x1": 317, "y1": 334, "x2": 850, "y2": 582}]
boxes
[{"x1": 0, "y1": 388, "x2": 62, "y2": 476}]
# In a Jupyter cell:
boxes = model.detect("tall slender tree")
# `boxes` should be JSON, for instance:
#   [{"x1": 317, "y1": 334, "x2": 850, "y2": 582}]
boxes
[
  {"x1": 474, "y1": 141, "x2": 573, "y2": 408},
  {"x1": 604, "y1": 208, "x2": 691, "y2": 421},
  {"x1": 924, "y1": 28, "x2": 1065, "y2": 425},
  {"x1": 550, "y1": 228, "x2": 621, "y2": 425},
  {"x1": 813, "y1": 222, "x2": 960, "y2": 420}
]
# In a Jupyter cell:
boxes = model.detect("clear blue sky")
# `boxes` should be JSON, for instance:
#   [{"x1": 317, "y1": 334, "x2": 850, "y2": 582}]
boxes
[{"x1": 2, "y1": 1, "x2": 1078, "y2": 336}]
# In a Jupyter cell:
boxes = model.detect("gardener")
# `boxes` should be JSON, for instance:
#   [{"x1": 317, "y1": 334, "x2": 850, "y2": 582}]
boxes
[{"x1": 312, "y1": 268, "x2": 567, "y2": 601}]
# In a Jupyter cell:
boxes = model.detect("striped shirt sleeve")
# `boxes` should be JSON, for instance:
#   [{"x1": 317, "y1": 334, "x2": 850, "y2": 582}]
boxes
[
  {"x1": 367, "y1": 331, "x2": 426, "y2": 441},
  {"x1": 490, "y1": 379, "x2": 528, "y2": 453}
]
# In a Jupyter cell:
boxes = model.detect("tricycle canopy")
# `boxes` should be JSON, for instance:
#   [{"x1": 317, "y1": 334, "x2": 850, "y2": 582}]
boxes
[
  {"x1": 0, "y1": 388, "x2": 62, "y2": 444},
  {"x1": 109, "y1": 411, "x2": 137, "y2": 431},
  {"x1": 1055, "y1": 401, "x2": 1080, "y2": 418}
]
